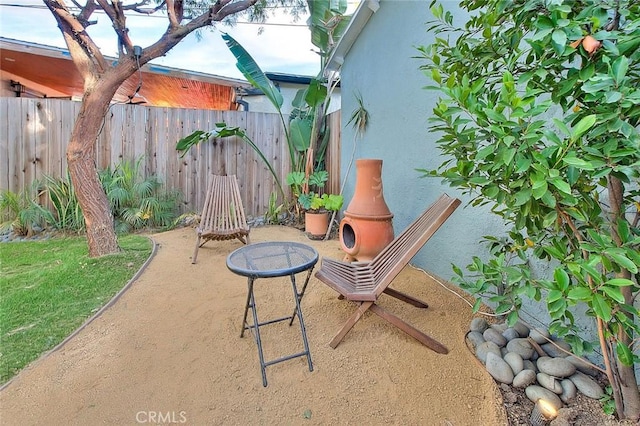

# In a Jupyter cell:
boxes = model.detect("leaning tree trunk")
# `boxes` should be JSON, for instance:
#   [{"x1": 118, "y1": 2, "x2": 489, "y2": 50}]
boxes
[
  {"x1": 607, "y1": 176, "x2": 640, "y2": 421},
  {"x1": 67, "y1": 82, "x2": 120, "y2": 257}
]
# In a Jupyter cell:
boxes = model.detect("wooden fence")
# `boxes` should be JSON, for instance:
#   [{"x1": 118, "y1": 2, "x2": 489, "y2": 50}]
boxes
[{"x1": 0, "y1": 98, "x2": 341, "y2": 218}]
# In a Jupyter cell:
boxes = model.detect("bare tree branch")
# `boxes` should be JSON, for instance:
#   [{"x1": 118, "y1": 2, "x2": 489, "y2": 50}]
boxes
[
  {"x1": 43, "y1": 0, "x2": 107, "y2": 76},
  {"x1": 73, "y1": 0, "x2": 97, "y2": 27},
  {"x1": 166, "y1": 0, "x2": 181, "y2": 28}
]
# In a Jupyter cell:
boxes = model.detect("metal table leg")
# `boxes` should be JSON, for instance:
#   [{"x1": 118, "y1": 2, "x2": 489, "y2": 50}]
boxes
[
  {"x1": 240, "y1": 277, "x2": 268, "y2": 386},
  {"x1": 240, "y1": 271, "x2": 314, "y2": 387},
  {"x1": 289, "y1": 271, "x2": 313, "y2": 373}
]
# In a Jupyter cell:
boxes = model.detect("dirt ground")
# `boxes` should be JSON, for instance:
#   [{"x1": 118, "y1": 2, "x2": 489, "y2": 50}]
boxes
[{"x1": 1, "y1": 225, "x2": 514, "y2": 425}]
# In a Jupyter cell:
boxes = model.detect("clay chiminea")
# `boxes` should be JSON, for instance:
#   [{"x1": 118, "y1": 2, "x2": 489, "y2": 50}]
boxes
[{"x1": 339, "y1": 159, "x2": 394, "y2": 261}]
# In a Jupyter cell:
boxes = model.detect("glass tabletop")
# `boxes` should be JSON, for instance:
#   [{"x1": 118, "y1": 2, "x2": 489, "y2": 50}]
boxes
[{"x1": 226, "y1": 241, "x2": 319, "y2": 278}]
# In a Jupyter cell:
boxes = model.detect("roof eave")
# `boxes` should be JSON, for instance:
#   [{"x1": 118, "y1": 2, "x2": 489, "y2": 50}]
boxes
[{"x1": 325, "y1": 0, "x2": 380, "y2": 74}]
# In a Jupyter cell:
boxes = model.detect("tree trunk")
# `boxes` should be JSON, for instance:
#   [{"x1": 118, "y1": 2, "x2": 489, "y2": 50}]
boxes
[
  {"x1": 607, "y1": 176, "x2": 640, "y2": 421},
  {"x1": 67, "y1": 86, "x2": 120, "y2": 257}
]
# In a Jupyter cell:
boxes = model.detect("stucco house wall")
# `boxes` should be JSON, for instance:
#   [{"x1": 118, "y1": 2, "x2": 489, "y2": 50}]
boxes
[
  {"x1": 338, "y1": 1, "x2": 504, "y2": 278},
  {"x1": 335, "y1": 0, "x2": 564, "y2": 335}
]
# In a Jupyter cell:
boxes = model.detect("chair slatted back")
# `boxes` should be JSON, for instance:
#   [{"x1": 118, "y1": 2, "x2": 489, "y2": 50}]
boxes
[
  {"x1": 366, "y1": 194, "x2": 461, "y2": 297},
  {"x1": 200, "y1": 174, "x2": 249, "y2": 237}
]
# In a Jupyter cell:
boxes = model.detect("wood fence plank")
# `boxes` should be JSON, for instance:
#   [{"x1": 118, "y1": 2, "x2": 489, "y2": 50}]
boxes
[
  {"x1": 0, "y1": 98, "x2": 9, "y2": 191},
  {"x1": 0, "y1": 98, "x2": 341, "y2": 219}
]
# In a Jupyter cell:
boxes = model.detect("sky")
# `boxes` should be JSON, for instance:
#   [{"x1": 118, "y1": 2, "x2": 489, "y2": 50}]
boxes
[{"x1": 0, "y1": 1, "x2": 348, "y2": 80}]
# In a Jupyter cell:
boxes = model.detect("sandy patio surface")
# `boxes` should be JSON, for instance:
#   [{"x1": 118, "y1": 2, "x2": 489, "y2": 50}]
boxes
[{"x1": 0, "y1": 225, "x2": 507, "y2": 425}]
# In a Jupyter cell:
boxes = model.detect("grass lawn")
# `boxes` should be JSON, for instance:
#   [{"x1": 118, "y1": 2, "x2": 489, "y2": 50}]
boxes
[{"x1": 0, "y1": 235, "x2": 153, "y2": 385}]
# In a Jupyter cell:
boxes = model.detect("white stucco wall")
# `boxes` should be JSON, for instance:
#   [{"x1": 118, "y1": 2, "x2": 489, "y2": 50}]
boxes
[{"x1": 243, "y1": 82, "x2": 341, "y2": 115}]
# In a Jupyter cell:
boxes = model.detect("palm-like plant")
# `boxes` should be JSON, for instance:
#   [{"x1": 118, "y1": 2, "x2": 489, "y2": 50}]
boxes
[
  {"x1": 39, "y1": 172, "x2": 85, "y2": 232},
  {"x1": 99, "y1": 157, "x2": 181, "y2": 233},
  {"x1": 0, "y1": 186, "x2": 48, "y2": 236}
]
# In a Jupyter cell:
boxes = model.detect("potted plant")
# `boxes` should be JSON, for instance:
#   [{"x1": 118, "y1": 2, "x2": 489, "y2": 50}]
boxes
[
  {"x1": 299, "y1": 192, "x2": 344, "y2": 237},
  {"x1": 286, "y1": 170, "x2": 327, "y2": 219},
  {"x1": 286, "y1": 170, "x2": 343, "y2": 237}
]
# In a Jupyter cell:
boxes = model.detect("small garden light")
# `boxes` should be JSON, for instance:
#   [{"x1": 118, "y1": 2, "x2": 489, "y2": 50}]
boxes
[{"x1": 530, "y1": 399, "x2": 558, "y2": 425}]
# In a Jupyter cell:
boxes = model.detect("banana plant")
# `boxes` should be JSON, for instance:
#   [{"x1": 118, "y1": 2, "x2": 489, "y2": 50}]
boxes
[
  {"x1": 176, "y1": 123, "x2": 286, "y2": 201},
  {"x1": 176, "y1": 2, "x2": 352, "y2": 209},
  {"x1": 220, "y1": 33, "x2": 300, "y2": 173}
]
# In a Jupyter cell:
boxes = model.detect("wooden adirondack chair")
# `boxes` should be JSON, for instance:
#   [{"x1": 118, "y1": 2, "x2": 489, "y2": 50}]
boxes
[
  {"x1": 315, "y1": 194, "x2": 461, "y2": 353},
  {"x1": 191, "y1": 174, "x2": 250, "y2": 264}
]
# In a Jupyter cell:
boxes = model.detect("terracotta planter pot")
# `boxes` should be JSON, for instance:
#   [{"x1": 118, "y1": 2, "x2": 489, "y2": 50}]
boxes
[
  {"x1": 305, "y1": 211, "x2": 329, "y2": 237},
  {"x1": 339, "y1": 159, "x2": 394, "y2": 261}
]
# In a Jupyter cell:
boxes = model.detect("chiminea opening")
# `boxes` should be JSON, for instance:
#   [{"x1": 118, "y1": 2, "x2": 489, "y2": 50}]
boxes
[{"x1": 341, "y1": 223, "x2": 356, "y2": 249}]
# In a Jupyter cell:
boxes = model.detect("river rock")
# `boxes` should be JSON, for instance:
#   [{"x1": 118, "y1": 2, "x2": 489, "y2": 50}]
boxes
[
  {"x1": 541, "y1": 339, "x2": 571, "y2": 357},
  {"x1": 565, "y1": 355, "x2": 599, "y2": 376},
  {"x1": 569, "y1": 371, "x2": 604, "y2": 399},
  {"x1": 483, "y1": 327, "x2": 507, "y2": 347},
  {"x1": 466, "y1": 331, "x2": 485, "y2": 349},
  {"x1": 525, "y1": 385, "x2": 563, "y2": 410},
  {"x1": 506, "y1": 338, "x2": 535, "y2": 359},
  {"x1": 491, "y1": 322, "x2": 508, "y2": 333},
  {"x1": 537, "y1": 356, "x2": 576, "y2": 378},
  {"x1": 486, "y1": 352, "x2": 514, "y2": 384},
  {"x1": 529, "y1": 327, "x2": 550, "y2": 344},
  {"x1": 523, "y1": 359, "x2": 537, "y2": 373},
  {"x1": 560, "y1": 379, "x2": 577, "y2": 403},
  {"x1": 502, "y1": 327, "x2": 519, "y2": 341},
  {"x1": 513, "y1": 321, "x2": 530, "y2": 337},
  {"x1": 537, "y1": 372, "x2": 563, "y2": 394},
  {"x1": 513, "y1": 369, "x2": 536, "y2": 388},
  {"x1": 470, "y1": 317, "x2": 489, "y2": 333},
  {"x1": 504, "y1": 352, "x2": 524, "y2": 375},
  {"x1": 476, "y1": 341, "x2": 501, "y2": 364}
]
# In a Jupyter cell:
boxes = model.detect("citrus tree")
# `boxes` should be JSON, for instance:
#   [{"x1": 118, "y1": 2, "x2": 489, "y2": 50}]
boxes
[
  {"x1": 419, "y1": 0, "x2": 639, "y2": 420},
  {"x1": 43, "y1": 0, "x2": 305, "y2": 257}
]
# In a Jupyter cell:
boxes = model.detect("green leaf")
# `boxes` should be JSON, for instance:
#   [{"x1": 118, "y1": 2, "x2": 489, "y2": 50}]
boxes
[
  {"x1": 605, "y1": 278, "x2": 634, "y2": 287},
  {"x1": 515, "y1": 157, "x2": 531, "y2": 173},
  {"x1": 514, "y1": 189, "x2": 531, "y2": 206},
  {"x1": 482, "y1": 185, "x2": 500, "y2": 198},
  {"x1": 175, "y1": 130, "x2": 206, "y2": 156},
  {"x1": 468, "y1": 176, "x2": 490, "y2": 185},
  {"x1": 567, "y1": 286, "x2": 592, "y2": 301},
  {"x1": 616, "y1": 342, "x2": 634, "y2": 366},
  {"x1": 562, "y1": 157, "x2": 595, "y2": 170},
  {"x1": 551, "y1": 29, "x2": 567, "y2": 55},
  {"x1": 571, "y1": 114, "x2": 596, "y2": 141},
  {"x1": 550, "y1": 177, "x2": 572, "y2": 195},
  {"x1": 554, "y1": 268, "x2": 570, "y2": 291},
  {"x1": 592, "y1": 293, "x2": 612, "y2": 322},
  {"x1": 222, "y1": 33, "x2": 283, "y2": 110},
  {"x1": 542, "y1": 210, "x2": 558, "y2": 227},
  {"x1": 606, "y1": 251, "x2": 638, "y2": 274},
  {"x1": 289, "y1": 117, "x2": 312, "y2": 152},
  {"x1": 452, "y1": 264, "x2": 463, "y2": 277},
  {"x1": 547, "y1": 289, "x2": 564, "y2": 303},
  {"x1": 532, "y1": 179, "x2": 548, "y2": 200},
  {"x1": 601, "y1": 286, "x2": 625, "y2": 304},
  {"x1": 472, "y1": 298, "x2": 482, "y2": 313},
  {"x1": 485, "y1": 108, "x2": 507, "y2": 122},
  {"x1": 604, "y1": 91, "x2": 622, "y2": 103},
  {"x1": 305, "y1": 79, "x2": 328, "y2": 108},
  {"x1": 611, "y1": 56, "x2": 628, "y2": 84}
]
